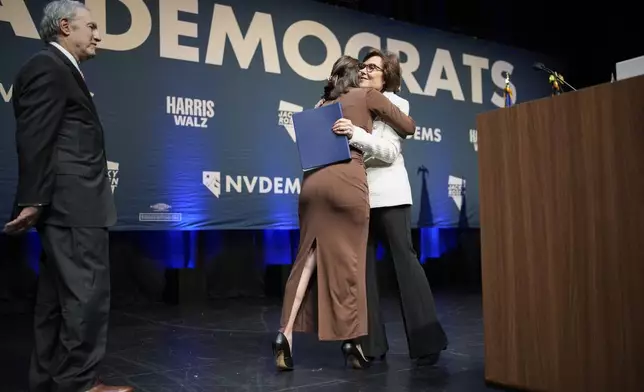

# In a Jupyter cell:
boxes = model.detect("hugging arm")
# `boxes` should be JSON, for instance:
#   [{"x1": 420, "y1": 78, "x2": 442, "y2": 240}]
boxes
[
  {"x1": 349, "y1": 126, "x2": 402, "y2": 164},
  {"x1": 365, "y1": 88, "x2": 416, "y2": 136}
]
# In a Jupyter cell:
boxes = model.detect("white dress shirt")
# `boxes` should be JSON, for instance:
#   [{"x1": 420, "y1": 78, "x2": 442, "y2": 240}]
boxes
[
  {"x1": 49, "y1": 42, "x2": 82, "y2": 76},
  {"x1": 349, "y1": 92, "x2": 413, "y2": 208}
]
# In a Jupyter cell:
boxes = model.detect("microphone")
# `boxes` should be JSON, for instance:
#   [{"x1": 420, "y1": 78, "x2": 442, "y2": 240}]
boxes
[{"x1": 532, "y1": 62, "x2": 577, "y2": 91}]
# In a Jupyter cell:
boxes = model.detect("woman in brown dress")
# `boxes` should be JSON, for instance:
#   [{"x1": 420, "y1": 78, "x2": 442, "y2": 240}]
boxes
[{"x1": 272, "y1": 55, "x2": 416, "y2": 371}]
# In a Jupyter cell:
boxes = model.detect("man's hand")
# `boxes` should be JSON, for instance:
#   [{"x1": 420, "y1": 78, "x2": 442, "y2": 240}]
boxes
[
  {"x1": 332, "y1": 118, "x2": 354, "y2": 139},
  {"x1": 3, "y1": 206, "x2": 42, "y2": 235}
]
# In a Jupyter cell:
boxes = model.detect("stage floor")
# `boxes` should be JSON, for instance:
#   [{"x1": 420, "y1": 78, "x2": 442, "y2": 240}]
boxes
[{"x1": 0, "y1": 291, "x2": 499, "y2": 391}]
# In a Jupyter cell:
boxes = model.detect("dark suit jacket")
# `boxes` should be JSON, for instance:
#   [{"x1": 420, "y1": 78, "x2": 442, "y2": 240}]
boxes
[{"x1": 11, "y1": 45, "x2": 116, "y2": 228}]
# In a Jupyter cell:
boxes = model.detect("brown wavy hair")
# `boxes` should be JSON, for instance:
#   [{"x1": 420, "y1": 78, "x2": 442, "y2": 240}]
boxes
[
  {"x1": 362, "y1": 48, "x2": 402, "y2": 93},
  {"x1": 322, "y1": 55, "x2": 361, "y2": 101}
]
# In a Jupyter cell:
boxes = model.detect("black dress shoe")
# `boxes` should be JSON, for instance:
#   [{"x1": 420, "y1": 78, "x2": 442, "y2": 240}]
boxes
[{"x1": 416, "y1": 351, "x2": 441, "y2": 366}]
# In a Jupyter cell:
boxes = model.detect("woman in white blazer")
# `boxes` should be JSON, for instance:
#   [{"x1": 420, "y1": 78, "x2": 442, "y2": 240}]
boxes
[{"x1": 332, "y1": 49, "x2": 448, "y2": 365}]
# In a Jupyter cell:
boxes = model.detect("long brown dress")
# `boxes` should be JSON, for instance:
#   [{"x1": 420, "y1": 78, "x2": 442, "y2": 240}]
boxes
[{"x1": 280, "y1": 87, "x2": 416, "y2": 341}]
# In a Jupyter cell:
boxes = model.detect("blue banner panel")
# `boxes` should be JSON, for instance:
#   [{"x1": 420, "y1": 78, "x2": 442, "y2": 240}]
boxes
[{"x1": 0, "y1": 0, "x2": 557, "y2": 230}]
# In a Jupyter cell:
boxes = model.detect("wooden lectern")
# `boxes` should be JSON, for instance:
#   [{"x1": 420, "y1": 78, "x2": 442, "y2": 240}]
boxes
[{"x1": 477, "y1": 75, "x2": 644, "y2": 392}]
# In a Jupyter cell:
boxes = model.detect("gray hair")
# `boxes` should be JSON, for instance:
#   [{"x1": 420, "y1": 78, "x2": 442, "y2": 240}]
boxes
[{"x1": 38, "y1": 0, "x2": 88, "y2": 43}]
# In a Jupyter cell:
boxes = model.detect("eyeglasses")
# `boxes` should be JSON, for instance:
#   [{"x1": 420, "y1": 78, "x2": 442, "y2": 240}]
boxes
[{"x1": 359, "y1": 63, "x2": 383, "y2": 73}]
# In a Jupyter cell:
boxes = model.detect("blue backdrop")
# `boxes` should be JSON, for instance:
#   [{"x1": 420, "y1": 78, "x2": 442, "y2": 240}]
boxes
[{"x1": 0, "y1": 0, "x2": 557, "y2": 230}]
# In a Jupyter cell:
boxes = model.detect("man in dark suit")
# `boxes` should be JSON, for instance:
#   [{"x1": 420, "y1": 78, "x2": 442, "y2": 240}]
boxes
[{"x1": 3, "y1": 1, "x2": 131, "y2": 391}]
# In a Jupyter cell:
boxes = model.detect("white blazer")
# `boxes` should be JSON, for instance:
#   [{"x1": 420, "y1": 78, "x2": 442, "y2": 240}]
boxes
[{"x1": 349, "y1": 92, "x2": 413, "y2": 209}]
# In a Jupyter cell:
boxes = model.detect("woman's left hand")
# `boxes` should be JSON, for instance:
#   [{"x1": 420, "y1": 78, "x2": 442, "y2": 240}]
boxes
[{"x1": 332, "y1": 118, "x2": 354, "y2": 139}]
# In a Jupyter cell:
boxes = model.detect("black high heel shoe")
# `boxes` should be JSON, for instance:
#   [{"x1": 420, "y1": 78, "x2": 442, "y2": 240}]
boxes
[
  {"x1": 272, "y1": 332, "x2": 294, "y2": 371},
  {"x1": 341, "y1": 341, "x2": 370, "y2": 369},
  {"x1": 365, "y1": 353, "x2": 387, "y2": 362}
]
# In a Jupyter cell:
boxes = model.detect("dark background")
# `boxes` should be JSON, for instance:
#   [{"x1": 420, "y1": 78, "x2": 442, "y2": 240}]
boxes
[
  {"x1": 316, "y1": 0, "x2": 641, "y2": 89},
  {"x1": 1, "y1": 0, "x2": 640, "y2": 310},
  {"x1": 0, "y1": 2, "x2": 640, "y2": 390}
]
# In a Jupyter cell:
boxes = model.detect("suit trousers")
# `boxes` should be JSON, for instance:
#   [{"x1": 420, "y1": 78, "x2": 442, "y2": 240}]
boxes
[
  {"x1": 30, "y1": 225, "x2": 110, "y2": 392},
  {"x1": 358, "y1": 205, "x2": 448, "y2": 359}
]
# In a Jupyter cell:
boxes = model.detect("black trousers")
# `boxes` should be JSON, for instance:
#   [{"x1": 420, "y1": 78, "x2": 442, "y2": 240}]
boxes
[
  {"x1": 30, "y1": 225, "x2": 110, "y2": 392},
  {"x1": 358, "y1": 205, "x2": 448, "y2": 359}
]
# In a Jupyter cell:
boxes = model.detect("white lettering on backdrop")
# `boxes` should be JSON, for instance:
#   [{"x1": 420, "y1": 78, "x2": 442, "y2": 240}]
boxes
[{"x1": 0, "y1": 0, "x2": 516, "y2": 107}]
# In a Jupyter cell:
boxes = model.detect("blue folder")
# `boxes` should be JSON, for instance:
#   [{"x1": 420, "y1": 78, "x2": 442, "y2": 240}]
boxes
[{"x1": 292, "y1": 102, "x2": 351, "y2": 171}]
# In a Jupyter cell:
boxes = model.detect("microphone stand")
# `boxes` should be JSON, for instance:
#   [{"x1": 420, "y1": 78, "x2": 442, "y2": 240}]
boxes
[
  {"x1": 550, "y1": 73, "x2": 563, "y2": 96},
  {"x1": 541, "y1": 65, "x2": 577, "y2": 91}
]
